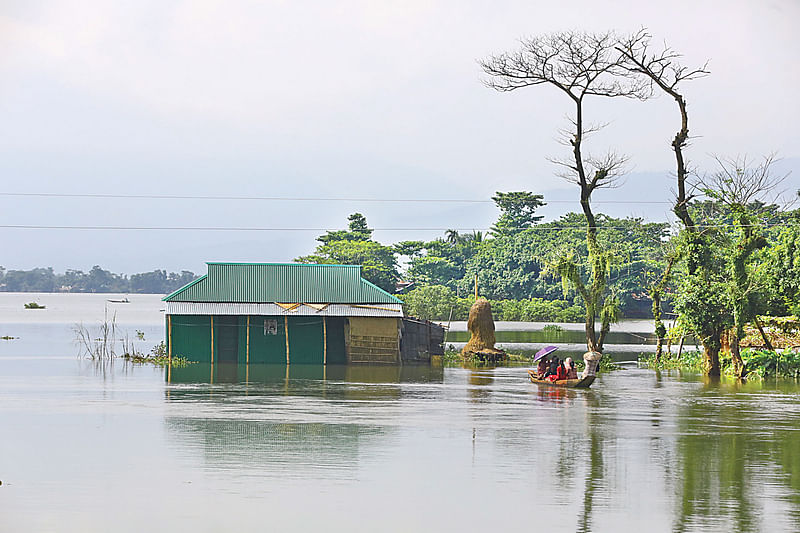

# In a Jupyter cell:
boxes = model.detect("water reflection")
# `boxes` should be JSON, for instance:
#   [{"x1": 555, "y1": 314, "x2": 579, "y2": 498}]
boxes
[
  {"x1": 162, "y1": 364, "x2": 446, "y2": 480},
  {"x1": 4, "y1": 343, "x2": 800, "y2": 532},
  {"x1": 672, "y1": 380, "x2": 800, "y2": 532}
]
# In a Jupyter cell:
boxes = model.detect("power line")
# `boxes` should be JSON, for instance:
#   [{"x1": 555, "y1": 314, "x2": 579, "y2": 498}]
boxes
[
  {"x1": 0, "y1": 222, "x2": 793, "y2": 232},
  {"x1": 0, "y1": 191, "x2": 675, "y2": 204}
]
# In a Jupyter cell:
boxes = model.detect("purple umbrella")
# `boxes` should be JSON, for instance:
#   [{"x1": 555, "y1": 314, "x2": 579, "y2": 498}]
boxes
[{"x1": 533, "y1": 345, "x2": 558, "y2": 362}]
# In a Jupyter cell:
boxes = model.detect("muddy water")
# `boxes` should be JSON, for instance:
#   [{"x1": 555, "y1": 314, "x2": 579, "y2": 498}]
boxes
[{"x1": 1, "y1": 295, "x2": 799, "y2": 532}]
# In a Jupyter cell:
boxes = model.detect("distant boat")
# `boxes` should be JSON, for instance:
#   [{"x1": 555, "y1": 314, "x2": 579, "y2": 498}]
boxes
[{"x1": 107, "y1": 297, "x2": 130, "y2": 303}]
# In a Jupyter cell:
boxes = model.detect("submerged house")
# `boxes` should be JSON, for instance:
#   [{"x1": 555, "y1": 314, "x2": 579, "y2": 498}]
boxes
[{"x1": 164, "y1": 262, "x2": 443, "y2": 365}]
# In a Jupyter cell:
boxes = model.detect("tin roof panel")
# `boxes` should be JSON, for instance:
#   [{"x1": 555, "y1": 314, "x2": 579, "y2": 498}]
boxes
[{"x1": 163, "y1": 263, "x2": 402, "y2": 304}]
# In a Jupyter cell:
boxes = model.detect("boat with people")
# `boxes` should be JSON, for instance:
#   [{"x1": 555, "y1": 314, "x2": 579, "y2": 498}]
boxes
[
  {"x1": 527, "y1": 370, "x2": 595, "y2": 388},
  {"x1": 527, "y1": 345, "x2": 599, "y2": 389}
]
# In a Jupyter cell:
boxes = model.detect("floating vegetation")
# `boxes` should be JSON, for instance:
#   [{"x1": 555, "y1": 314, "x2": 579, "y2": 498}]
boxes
[
  {"x1": 120, "y1": 341, "x2": 193, "y2": 367},
  {"x1": 1, "y1": 336, "x2": 17, "y2": 340},
  {"x1": 24, "y1": 302, "x2": 45, "y2": 309},
  {"x1": 541, "y1": 324, "x2": 565, "y2": 334},
  {"x1": 120, "y1": 353, "x2": 192, "y2": 367}
]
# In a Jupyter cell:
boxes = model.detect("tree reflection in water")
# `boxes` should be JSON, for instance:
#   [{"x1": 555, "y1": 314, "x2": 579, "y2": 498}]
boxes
[{"x1": 673, "y1": 379, "x2": 800, "y2": 532}]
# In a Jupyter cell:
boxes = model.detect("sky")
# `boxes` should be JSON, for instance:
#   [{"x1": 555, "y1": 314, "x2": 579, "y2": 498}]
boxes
[{"x1": 1, "y1": 0, "x2": 799, "y2": 275}]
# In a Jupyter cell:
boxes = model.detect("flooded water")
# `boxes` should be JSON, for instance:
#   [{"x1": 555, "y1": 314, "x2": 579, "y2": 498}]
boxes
[{"x1": 1, "y1": 294, "x2": 799, "y2": 532}]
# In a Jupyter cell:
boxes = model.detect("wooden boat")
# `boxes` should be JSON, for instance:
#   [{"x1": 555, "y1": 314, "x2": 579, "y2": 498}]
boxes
[{"x1": 527, "y1": 369, "x2": 595, "y2": 388}]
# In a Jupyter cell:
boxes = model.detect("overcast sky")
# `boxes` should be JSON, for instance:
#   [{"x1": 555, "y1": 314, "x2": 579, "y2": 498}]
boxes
[{"x1": 1, "y1": 0, "x2": 798, "y2": 275}]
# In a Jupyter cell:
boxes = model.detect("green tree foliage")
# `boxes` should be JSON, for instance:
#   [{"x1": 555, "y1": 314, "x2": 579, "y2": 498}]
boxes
[
  {"x1": 763, "y1": 226, "x2": 800, "y2": 315},
  {"x1": 297, "y1": 213, "x2": 399, "y2": 292},
  {"x1": 400, "y1": 284, "x2": 584, "y2": 322},
  {"x1": 404, "y1": 230, "x2": 482, "y2": 290},
  {"x1": 490, "y1": 191, "x2": 545, "y2": 235}
]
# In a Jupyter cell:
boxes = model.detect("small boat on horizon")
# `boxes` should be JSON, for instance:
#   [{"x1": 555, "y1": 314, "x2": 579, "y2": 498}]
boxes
[{"x1": 107, "y1": 297, "x2": 130, "y2": 303}]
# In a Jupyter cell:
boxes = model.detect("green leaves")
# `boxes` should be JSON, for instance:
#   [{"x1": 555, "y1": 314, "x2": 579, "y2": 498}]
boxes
[{"x1": 297, "y1": 213, "x2": 399, "y2": 292}]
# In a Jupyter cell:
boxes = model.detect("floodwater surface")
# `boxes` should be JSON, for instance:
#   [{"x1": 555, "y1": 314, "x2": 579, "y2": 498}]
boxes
[{"x1": 1, "y1": 294, "x2": 799, "y2": 532}]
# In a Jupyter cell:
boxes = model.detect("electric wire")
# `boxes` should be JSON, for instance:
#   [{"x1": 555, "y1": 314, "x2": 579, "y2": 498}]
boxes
[
  {"x1": 0, "y1": 191, "x2": 673, "y2": 204},
  {"x1": 0, "y1": 222, "x2": 793, "y2": 232}
]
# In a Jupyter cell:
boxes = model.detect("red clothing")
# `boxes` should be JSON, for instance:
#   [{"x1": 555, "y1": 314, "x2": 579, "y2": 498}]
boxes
[{"x1": 547, "y1": 364, "x2": 567, "y2": 382}]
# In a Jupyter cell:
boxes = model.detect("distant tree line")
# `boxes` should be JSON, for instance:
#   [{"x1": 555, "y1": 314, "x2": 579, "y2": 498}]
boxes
[{"x1": 0, "y1": 265, "x2": 198, "y2": 294}]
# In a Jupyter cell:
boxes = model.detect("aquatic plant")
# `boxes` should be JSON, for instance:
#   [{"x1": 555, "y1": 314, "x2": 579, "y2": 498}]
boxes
[
  {"x1": 24, "y1": 302, "x2": 45, "y2": 309},
  {"x1": 74, "y1": 314, "x2": 118, "y2": 361},
  {"x1": 541, "y1": 324, "x2": 565, "y2": 334}
]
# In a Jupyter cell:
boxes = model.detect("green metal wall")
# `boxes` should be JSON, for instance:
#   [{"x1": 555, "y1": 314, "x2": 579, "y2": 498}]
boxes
[
  {"x1": 169, "y1": 315, "x2": 212, "y2": 363},
  {"x1": 325, "y1": 317, "x2": 347, "y2": 364},
  {"x1": 246, "y1": 316, "x2": 289, "y2": 364},
  {"x1": 169, "y1": 315, "x2": 345, "y2": 365},
  {"x1": 287, "y1": 317, "x2": 324, "y2": 364}
]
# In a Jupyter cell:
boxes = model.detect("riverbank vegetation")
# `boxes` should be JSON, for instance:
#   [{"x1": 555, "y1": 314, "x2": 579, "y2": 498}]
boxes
[
  {"x1": 0, "y1": 266, "x2": 198, "y2": 294},
  {"x1": 641, "y1": 348, "x2": 800, "y2": 379},
  {"x1": 444, "y1": 346, "x2": 622, "y2": 371}
]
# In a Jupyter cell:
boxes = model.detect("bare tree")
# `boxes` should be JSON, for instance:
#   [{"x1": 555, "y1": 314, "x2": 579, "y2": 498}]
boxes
[
  {"x1": 617, "y1": 29, "x2": 709, "y2": 230},
  {"x1": 615, "y1": 30, "x2": 725, "y2": 374},
  {"x1": 480, "y1": 31, "x2": 647, "y2": 353}
]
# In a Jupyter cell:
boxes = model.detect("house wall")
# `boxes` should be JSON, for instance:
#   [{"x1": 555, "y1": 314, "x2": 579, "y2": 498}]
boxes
[
  {"x1": 168, "y1": 314, "x2": 348, "y2": 365},
  {"x1": 346, "y1": 317, "x2": 401, "y2": 364}
]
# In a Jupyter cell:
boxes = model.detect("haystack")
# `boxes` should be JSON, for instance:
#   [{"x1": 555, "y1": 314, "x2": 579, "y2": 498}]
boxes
[{"x1": 462, "y1": 298, "x2": 506, "y2": 361}]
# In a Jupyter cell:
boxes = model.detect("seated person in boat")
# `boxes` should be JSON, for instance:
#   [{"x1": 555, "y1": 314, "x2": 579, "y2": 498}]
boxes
[
  {"x1": 564, "y1": 357, "x2": 578, "y2": 379},
  {"x1": 536, "y1": 357, "x2": 550, "y2": 378},
  {"x1": 546, "y1": 357, "x2": 568, "y2": 382}
]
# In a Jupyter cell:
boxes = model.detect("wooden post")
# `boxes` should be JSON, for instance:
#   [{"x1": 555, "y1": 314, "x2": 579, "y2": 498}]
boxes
[
  {"x1": 210, "y1": 315, "x2": 215, "y2": 364},
  {"x1": 284, "y1": 315, "x2": 290, "y2": 365},
  {"x1": 246, "y1": 315, "x2": 251, "y2": 365},
  {"x1": 168, "y1": 315, "x2": 172, "y2": 362},
  {"x1": 323, "y1": 317, "x2": 328, "y2": 366}
]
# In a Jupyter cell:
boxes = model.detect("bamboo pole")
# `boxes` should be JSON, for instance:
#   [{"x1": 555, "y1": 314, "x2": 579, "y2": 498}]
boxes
[
  {"x1": 474, "y1": 272, "x2": 478, "y2": 300},
  {"x1": 167, "y1": 315, "x2": 172, "y2": 362},
  {"x1": 323, "y1": 317, "x2": 328, "y2": 366},
  {"x1": 246, "y1": 315, "x2": 250, "y2": 365},
  {"x1": 210, "y1": 316, "x2": 215, "y2": 364},
  {"x1": 285, "y1": 315, "x2": 290, "y2": 365}
]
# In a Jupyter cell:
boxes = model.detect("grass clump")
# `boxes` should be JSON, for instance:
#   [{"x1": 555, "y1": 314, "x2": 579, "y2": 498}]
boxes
[
  {"x1": 541, "y1": 324, "x2": 565, "y2": 334},
  {"x1": 121, "y1": 341, "x2": 193, "y2": 368},
  {"x1": 24, "y1": 302, "x2": 45, "y2": 309}
]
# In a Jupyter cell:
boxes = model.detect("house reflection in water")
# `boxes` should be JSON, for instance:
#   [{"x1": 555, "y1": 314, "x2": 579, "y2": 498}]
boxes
[{"x1": 162, "y1": 363, "x2": 444, "y2": 478}]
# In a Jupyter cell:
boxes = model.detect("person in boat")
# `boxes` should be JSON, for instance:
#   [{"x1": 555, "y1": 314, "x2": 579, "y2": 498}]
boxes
[
  {"x1": 564, "y1": 357, "x2": 578, "y2": 379},
  {"x1": 546, "y1": 357, "x2": 567, "y2": 382},
  {"x1": 536, "y1": 356, "x2": 550, "y2": 378}
]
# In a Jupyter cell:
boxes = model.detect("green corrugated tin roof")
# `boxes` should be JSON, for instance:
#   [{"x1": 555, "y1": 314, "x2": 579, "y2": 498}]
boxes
[{"x1": 163, "y1": 263, "x2": 402, "y2": 304}]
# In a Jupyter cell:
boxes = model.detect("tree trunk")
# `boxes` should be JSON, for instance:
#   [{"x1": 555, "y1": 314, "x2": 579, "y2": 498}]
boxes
[
  {"x1": 730, "y1": 332, "x2": 744, "y2": 378},
  {"x1": 753, "y1": 316, "x2": 774, "y2": 351},
  {"x1": 703, "y1": 343, "x2": 721, "y2": 377}
]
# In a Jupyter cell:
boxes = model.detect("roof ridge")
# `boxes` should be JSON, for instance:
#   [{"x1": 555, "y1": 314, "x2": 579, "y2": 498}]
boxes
[{"x1": 206, "y1": 262, "x2": 360, "y2": 267}]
